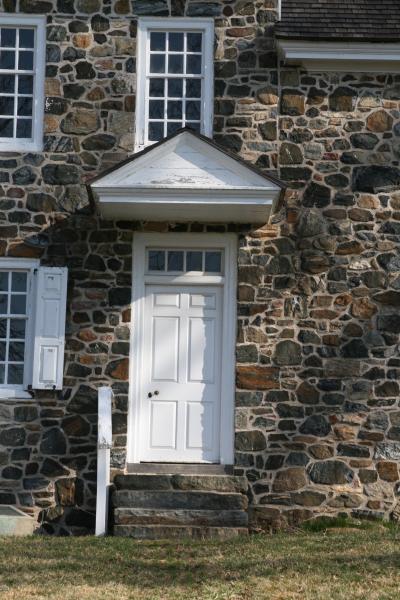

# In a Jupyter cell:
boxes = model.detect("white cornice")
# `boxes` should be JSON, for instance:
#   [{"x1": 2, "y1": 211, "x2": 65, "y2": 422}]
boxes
[{"x1": 277, "y1": 40, "x2": 400, "y2": 72}]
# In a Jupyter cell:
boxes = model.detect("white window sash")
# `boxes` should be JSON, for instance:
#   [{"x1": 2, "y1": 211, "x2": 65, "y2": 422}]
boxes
[
  {"x1": 0, "y1": 258, "x2": 39, "y2": 396},
  {"x1": 0, "y1": 15, "x2": 45, "y2": 152},
  {"x1": 135, "y1": 17, "x2": 214, "y2": 151}
]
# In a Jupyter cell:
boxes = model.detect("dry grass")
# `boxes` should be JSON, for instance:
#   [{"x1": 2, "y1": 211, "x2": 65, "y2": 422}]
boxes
[{"x1": 1, "y1": 525, "x2": 400, "y2": 599}]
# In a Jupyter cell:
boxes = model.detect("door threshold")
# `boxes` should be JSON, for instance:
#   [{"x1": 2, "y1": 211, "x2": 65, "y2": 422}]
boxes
[{"x1": 127, "y1": 463, "x2": 234, "y2": 475}]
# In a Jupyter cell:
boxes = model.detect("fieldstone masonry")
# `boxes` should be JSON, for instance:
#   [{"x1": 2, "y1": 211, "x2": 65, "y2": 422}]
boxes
[{"x1": 0, "y1": 0, "x2": 399, "y2": 533}]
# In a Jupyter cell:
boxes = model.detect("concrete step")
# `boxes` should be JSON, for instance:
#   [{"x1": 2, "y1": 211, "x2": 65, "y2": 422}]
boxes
[
  {"x1": 127, "y1": 463, "x2": 233, "y2": 474},
  {"x1": 114, "y1": 508, "x2": 249, "y2": 527},
  {"x1": 112, "y1": 490, "x2": 248, "y2": 511},
  {"x1": 113, "y1": 524, "x2": 248, "y2": 539},
  {"x1": 114, "y1": 473, "x2": 248, "y2": 493}
]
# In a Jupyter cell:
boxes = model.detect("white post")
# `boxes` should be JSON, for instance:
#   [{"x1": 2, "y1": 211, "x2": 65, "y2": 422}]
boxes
[{"x1": 95, "y1": 386, "x2": 113, "y2": 536}]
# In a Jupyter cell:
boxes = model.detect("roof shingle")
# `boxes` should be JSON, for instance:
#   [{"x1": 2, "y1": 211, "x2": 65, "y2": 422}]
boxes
[{"x1": 276, "y1": 0, "x2": 400, "y2": 42}]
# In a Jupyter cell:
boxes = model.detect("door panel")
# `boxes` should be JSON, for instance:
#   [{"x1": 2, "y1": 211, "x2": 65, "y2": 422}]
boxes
[{"x1": 140, "y1": 285, "x2": 222, "y2": 462}]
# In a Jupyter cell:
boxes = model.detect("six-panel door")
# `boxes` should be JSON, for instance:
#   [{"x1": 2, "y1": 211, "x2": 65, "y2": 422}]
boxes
[{"x1": 140, "y1": 285, "x2": 222, "y2": 462}]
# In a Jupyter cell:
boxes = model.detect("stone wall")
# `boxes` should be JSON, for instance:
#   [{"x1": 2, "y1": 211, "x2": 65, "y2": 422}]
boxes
[{"x1": 0, "y1": 0, "x2": 399, "y2": 533}]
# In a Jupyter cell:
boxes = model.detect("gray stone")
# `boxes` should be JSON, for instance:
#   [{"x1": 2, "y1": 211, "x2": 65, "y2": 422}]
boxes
[
  {"x1": 273, "y1": 341, "x2": 302, "y2": 366},
  {"x1": 308, "y1": 461, "x2": 354, "y2": 485}
]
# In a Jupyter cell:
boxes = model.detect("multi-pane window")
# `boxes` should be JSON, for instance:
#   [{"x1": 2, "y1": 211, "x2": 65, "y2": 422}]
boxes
[
  {"x1": 0, "y1": 16, "x2": 45, "y2": 151},
  {"x1": 147, "y1": 249, "x2": 223, "y2": 274},
  {"x1": 0, "y1": 270, "x2": 29, "y2": 387},
  {"x1": 136, "y1": 18, "x2": 214, "y2": 150}
]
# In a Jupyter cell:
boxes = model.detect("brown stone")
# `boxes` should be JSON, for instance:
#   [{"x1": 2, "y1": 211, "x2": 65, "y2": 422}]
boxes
[
  {"x1": 61, "y1": 110, "x2": 99, "y2": 135},
  {"x1": 309, "y1": 444, "x2": 334, "y2": 459},
  {"x1": 56, "y1": 478, "x2": 76, "y2": 506},
  {"x1": 351, "y1": 297, "x2": 377, "y2": 319},
  {"x1": 366, "y1": 110, "x2": 393, "y2": 132},
  {"x1": 106, "y1": 358, "x2": 129, "y2": 380},
  {"x1": 297, "y1": 382, "x2": 319, "y2": 405},
  {"x1": 336, "y1": 240, "x2": 363, "y2": 255},
  {"x1": 377, "y1": 461, "x2": 399, "y2": 482},
  {"x1": 257, "y1": 86, "x2": 278, "y2": 105},
  {"x1": 272, "y1": 468, "x2": 307, "y2": 492},
  {"x1": 333, "y1": 424, "x2": 356, "y2": 441},
  {"x1": 281, "y1": 90, "x2": 305, "y2": 116},
  {"x1": 73, "y1": 34, "x2": 92, "y2": 49},
  {"x1": 236, "y1": 365, "x2": 279, "y2": 390}
]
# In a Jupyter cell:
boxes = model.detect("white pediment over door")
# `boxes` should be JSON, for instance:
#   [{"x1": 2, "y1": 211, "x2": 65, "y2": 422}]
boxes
[{"x1": 90, "y1": 129, "x2": 284, "y2": 223}]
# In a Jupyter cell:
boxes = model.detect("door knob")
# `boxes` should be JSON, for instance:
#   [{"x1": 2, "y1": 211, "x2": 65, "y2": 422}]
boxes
[{"x1": 148, "y1": 390, "x2": 159, "y2": 398}]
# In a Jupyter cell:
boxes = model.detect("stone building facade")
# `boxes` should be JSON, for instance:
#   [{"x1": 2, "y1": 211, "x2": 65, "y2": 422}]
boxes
[{"x1": 0, "y1": 0, "x2": 400, "y2": 534}]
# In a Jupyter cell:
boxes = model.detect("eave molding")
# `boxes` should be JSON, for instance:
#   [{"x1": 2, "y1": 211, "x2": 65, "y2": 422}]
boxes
[{"x1": 277, "y1": 40, "x2": 400, "y2": 72}]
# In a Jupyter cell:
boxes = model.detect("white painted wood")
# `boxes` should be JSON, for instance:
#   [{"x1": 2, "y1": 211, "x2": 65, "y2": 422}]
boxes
[
  {"x1": 96, "y1": 386, "x2": 112, "y2": 536},
  {"x1": 278, "y1": 40, "x2": 400, "y2": 72},
  {"x1": 135, "y1": 17, "x2": 214, "y2": 150},
  {"x1": 128, "y1": 233, "x2": 237, "y2": 466},
  {"x1": 0, "y1": 15, "x2": 45, "y2": 152},
  {"x1": 92, "y1": 131, "x2": 282, "y2": 222},
  {"x1": 32, "y1": 267, "x2": 68, "y2": 390},
  {"x1": 141, "y1": 285, "x2": 222, "y2": 462}
]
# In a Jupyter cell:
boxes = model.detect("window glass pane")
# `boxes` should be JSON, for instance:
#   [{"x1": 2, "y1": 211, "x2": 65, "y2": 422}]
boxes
[
  {"x1": 168, "y1": 78, "x2": 183, "y2": 98},
  {"x1": 0, "y1": 97, "x2": 14, "y2": 115},
  {"x1": 186, "y1": 54, "x2": 201, "y2": 74},
  {"x1": 149, "y1": 78, "x2": 164, "y2": 97},
  {"x1": 0, "y1": 295, "x2": 7, "y2": 314},
  {"x1": 167, "y1": 100, "x2": 182, "y2": 119},
  {"x1": 10, "y1": 319, "x2": 25, "y2": 339},
  {"x1": 19, "y1": 29, "x2": 34, "y2": 49},
  {"x1": 168, "y1": 54, "x2": 183, "y2": 74},
  {"x1": 9, "y1": 341, "x2": 24, "y2": 361},
  {"x1": 0, "y1": 118, "x2": 13, "y2": 137},
  {"x1": 150, "y1": 54, "x2": 165, "y2": 73},
  {"x1": 148, "y1": 250, "x2": 165, "y2": 271},
  {"x1": 10, "y1": 295, "x2": 26, "y2": 315},
  {"x1": 8, "y1": 363, "x2": 23, "y2": 385},
  {"x1": 16, "y1": 119, "x2": 32, "y2": 139},
  {"x1": 150, "y1": 32, "x2": 166, "y2": 51},
  {"x1": 169, "y1": 32, "x2": 183, "y2": 52},
  {"x1": 17, "y1": 97, "x2": 32, "y2": 117},
  {"x1": 1, "y1": 28, "x2": 16, "y2": 47},
  {"x1": 167, "y1": 251, "x2": 184, "y2": 272},
  {"x1": 0, "y1": 319, "x2": 6, "y2": 338},
  {"x1": 11, "y1": 272, "x2": 27, "y2": 292},
  {"x1": 0, "y1": 50, "x2": 15, "y2": 69},
  {"x1": 186, "y1": 78, "x2": 201, "y2": 98},
  {"x1": 0, "y1": 364, "x2": 4, "y2": 384},
  {"x1": 167, "y1": 122, "x2": 181, "y2": 137},
  {"x1": 148, "y1": 121, "x2": 164, "y2": 142},
  {"x1": 186, "y1": 122, "x2": 201, "y2": 134},
  {"x1": 18, "y1": 51, "x2": 33, "y2": 70},
  {"x1": 186, "y1": 251, "x2": 203, "y2": 271},
  {"x1": 0, "y1": 74, "x2": 14, "y2": 93},
  {"x1": 149, "y1": 99, "x2": 164, "y2": 119},
  {"x1": 18, "y1": 75, "x2": 33, "y2": 94},
  {"x1": 187, "y1": 32, "x2": 202, "y2": 52},
  {"x1": 186, "y1": 100, "x2": 201, "y2": 120},
  {"x1": 0, "y1": 342, "x2": 6, "y2": 361},
  {"x1": 0, "y1": 273, "x2": 8, "y2": 291},
  {"x1": 205, "y1": 252, "x2": 222, "y2": 273}
]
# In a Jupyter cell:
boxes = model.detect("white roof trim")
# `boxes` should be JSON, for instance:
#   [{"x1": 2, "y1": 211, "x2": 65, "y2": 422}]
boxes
[
  {"x1": 277, "y1": 40, "x2": 400, "y2": 72},
  {"x1": 91, "y1": 131, "x2": 282, "y2": 223}
]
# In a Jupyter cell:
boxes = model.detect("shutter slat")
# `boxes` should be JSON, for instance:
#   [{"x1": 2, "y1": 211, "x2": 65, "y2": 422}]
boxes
[{"x1": 32, "y1": 267, "x2": 68, "y2": 390}]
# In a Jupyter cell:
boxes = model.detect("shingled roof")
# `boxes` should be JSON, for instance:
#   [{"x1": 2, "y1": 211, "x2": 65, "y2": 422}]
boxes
[{"x1": 276, "y1": 0, "x2": 400, "y2": 42}]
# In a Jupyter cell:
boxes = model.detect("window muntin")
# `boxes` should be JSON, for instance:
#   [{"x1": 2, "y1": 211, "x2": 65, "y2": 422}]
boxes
[
  {"x1": 147, "y1": 249, "x2": 223, "y2": 274},
  {"x1": 0, "y1": 269, "x2": 29, "y2": 387},
  {"x1": 136, "y1": 18, "x2": 214, "y2": 150},
  {"x1": 0, "y1": 16, "x2": 45, "y2": 151},
  {"x1": 147, "y1": 30, "x2": 204, "y2": 141}
]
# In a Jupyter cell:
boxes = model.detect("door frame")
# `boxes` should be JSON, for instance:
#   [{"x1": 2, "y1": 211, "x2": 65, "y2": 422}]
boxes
[{"x1": 127, "y1": 232, "x2": 237, "y2": 465}]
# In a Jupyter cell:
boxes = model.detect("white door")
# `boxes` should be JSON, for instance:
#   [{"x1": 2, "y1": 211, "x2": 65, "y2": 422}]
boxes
[{"x1": 139, "y1": 285, "x2": 222, "y2": 463}]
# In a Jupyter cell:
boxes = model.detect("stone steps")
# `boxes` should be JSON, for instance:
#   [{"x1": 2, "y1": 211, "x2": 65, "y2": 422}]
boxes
[
  {"x1": 111, "y1": 472, "x2": 249, "y2": 539},
  {"x1": 114, "y1": 524, "x2": 248, "y2": 540}
]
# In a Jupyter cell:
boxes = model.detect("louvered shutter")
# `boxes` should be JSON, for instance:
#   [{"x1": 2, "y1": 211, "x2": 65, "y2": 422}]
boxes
[{"x1": 32, "y1": 267, "x2": 68, "y2": 390}]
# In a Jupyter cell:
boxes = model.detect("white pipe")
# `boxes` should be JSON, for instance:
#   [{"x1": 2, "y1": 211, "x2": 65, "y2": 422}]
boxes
[{"x1": 95, "y1": 386, "x2": 113, "y2": 536}]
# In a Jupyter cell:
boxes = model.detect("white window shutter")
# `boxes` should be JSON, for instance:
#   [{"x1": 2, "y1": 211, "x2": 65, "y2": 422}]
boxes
[{"x1": 32, "y1": 267, "x2": 68, "y2": 390}]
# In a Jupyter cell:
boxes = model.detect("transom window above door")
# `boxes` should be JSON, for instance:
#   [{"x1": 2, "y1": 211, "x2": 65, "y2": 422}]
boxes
[
  {"x1": 147, "y1": 248, "x2": 223, "y2": 274},
  {"x1": 0, "y1": 15, "x2": 45, "y2": 152},
  {"x1": 135, "y1": 18, "x2": 214, "y2": 150}
]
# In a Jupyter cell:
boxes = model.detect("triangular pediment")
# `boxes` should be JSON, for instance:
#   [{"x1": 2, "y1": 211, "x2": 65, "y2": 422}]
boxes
[{"x1": 91, "y1": 129, "x2": 282, "y2": 192}]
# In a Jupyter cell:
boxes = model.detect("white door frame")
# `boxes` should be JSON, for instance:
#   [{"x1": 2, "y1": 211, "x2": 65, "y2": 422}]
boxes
[{"x1": 127, "y1": 232, "x2": 237, "y2": 465}]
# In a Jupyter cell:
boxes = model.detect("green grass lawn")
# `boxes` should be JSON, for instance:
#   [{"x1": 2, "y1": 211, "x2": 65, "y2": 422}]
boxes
[{"x1": 1, "y1": 525, "x2": 399, "y2": 599}]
